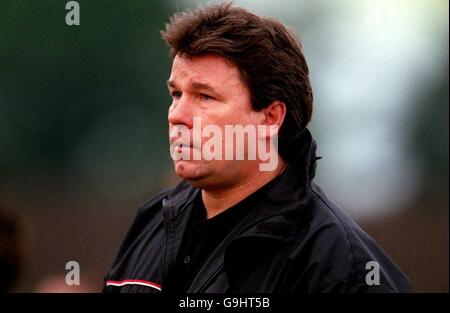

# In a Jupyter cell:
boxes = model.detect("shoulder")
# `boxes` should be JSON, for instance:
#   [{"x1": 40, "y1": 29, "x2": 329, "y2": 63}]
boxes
[
  {"x1": 290, "y1": 183, "x2": 412, "y2": 292},
  {"x1": 136, "y1": 180, "x2": 192, "y2": 217},
  {"x1": 122, "y1": 180, "x2": 195, "y2": 242},
  {"x1": 103, "y1": 181, "x2": 193, "y2": 283}
]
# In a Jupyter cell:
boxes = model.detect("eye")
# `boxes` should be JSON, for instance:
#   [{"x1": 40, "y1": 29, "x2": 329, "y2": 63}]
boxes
[
  {"x1": 199, "y1": 93, "x2": 214, "y2": 101},
  {"x1": 170, "y1": 91, "x2": 182, "y2": 99}
]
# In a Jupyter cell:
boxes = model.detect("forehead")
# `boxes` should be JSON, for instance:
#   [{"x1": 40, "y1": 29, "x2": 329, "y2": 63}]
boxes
[{"x1": 169, "y1": 54, "x2": 244, "y2": 88}]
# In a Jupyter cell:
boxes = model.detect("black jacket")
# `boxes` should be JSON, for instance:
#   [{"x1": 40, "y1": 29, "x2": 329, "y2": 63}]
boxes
[{"x1": 103, "y1": 130, "x2": 412, "y2": 293}]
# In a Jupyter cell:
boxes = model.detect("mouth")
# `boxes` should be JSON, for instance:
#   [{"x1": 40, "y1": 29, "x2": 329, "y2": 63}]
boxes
[
  {"x1": 173, "y1": 142, "x2": 194, "y2": 153},
  {"x1": 176, "y1": 143, "x2": 188, "y2": 150},
  {"x1": 174, "y1": 142, "x2": 191, "y2": 147}
]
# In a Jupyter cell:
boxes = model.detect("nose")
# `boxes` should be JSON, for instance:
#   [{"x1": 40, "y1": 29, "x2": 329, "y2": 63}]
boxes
[{"x1": 168, "y1": 96, "x2": 194, "y2": 129}]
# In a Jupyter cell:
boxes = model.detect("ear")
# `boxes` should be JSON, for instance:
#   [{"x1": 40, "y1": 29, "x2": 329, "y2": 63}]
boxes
[{"x1": 258, "y1": 100, "x2": 286, "y2": 138}]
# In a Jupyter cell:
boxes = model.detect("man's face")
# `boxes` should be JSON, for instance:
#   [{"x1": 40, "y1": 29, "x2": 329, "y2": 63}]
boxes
[{"x1": 167, "y1": 53, "x2": 263, "y2": 189}]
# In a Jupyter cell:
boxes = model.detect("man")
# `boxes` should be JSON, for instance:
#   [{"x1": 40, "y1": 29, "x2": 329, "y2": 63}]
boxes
[{"x1": 103, "y1": 3, "x2": 411, "y2": 293}]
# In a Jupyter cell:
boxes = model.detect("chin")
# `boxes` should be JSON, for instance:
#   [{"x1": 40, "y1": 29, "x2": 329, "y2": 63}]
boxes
[{"x1": 174, "y1": 160, "x2": 213, "y2": 182}]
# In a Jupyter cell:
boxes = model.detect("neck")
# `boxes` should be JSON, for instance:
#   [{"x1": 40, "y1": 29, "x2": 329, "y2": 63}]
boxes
[{"x1": 201, "y1": 159, "x2": 287, "y2": 219}]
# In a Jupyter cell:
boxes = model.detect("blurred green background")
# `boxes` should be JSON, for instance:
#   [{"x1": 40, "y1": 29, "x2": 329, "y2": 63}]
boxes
[{"x1": 0, "y1": 0, "x2": 448, "y2": 292}]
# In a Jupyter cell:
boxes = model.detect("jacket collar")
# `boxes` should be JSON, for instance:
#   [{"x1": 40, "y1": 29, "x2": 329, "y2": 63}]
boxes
[{"x1": 233, "y1": 128, "x2": 319, "y2": 242}]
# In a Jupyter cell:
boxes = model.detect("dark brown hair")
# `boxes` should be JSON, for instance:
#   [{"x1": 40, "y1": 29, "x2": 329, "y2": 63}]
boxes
[{"x1": 161, "y1": 2, "x2": 313, "y2": 162}]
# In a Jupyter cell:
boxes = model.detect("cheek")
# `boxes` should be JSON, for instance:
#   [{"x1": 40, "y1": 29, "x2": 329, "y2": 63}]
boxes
[{"x1": 203, "y1": 107, "x2": 254, "y2": 127}]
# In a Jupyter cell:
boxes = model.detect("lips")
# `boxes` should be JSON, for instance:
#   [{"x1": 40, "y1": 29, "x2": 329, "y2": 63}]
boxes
[
  {"x1": 175, "y1": 143, "x2": 189, "y2": 153},
  {"x1": 172, "y1": 141, "x2": 192, "y2": 149},
  {"x1": 171, "y1": 137, "x2": 203, "y2": 149},
  {"x1": 170, "y1": 140, "x2": 199, "y2": 157}
]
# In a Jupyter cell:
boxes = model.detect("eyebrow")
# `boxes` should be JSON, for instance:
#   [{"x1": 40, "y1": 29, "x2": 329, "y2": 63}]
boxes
[
  {"x1": 166, "y1": 80, "x2": 177, "y2": 89},
  {"x1": 167, "y1": 80, "x2": 217, "y2": 94}
]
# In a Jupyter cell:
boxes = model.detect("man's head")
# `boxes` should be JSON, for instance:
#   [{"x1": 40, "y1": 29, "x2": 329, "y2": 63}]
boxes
[{"x1": 161, "y1": 3, "x2": 313, "y2": 189}]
